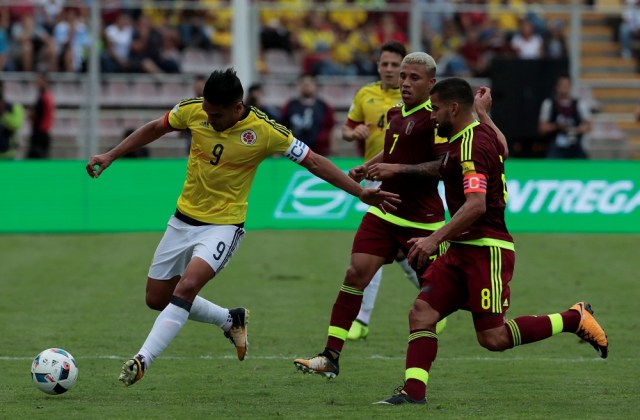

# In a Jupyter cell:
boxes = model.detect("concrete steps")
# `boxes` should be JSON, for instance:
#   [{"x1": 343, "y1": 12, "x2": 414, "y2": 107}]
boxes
[{"x1": 579, "y1": 10, "x2": 640, "y2": 157}]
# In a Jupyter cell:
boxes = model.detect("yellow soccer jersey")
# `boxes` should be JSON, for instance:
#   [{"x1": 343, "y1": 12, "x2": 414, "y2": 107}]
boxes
[
  {"x1": 346, "y1": 81, "x2": 401, "y2": 162},
  {"x1": 166, "y1": 100, "x2": 307, "y2": 224}
]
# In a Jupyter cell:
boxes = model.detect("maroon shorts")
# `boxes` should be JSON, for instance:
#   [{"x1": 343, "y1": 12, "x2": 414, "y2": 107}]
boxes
[
  {"x1": 418, "y1": 242, "x2": 515, "y2": 331},
  {"x1": 352, "y1": 213, "x2": 442, "y2": 274}
]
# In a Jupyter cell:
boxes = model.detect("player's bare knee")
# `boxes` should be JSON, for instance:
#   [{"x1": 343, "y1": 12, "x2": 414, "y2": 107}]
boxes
[
  {"x1": 408, "y1": 301, "x2": 438, "y2": 331},
  {"x1": 344, "y1": 265, "x2": 367, "y2": 289}
]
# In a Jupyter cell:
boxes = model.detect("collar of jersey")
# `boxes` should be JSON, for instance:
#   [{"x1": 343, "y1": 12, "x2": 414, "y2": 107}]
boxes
[
  {"x1": 239, "y1": 105, "x2": 251, "y2": 121},
  {"x1": 449, "y1": 120, "x2": 480, "y2": 143},
  {"x1": 401, "y1": 98, "x2": 432, "y2": 117}
]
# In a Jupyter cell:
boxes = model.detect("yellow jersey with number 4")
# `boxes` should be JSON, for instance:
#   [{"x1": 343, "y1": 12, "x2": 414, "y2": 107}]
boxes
[{"x1": 346, "y1": 81, "x2": 401, "y2": 162}]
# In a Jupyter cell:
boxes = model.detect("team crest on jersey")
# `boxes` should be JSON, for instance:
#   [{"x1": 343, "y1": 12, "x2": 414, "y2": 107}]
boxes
[
  {"x1": 240, "y1": 130, "x2": 257, "y2": 145},
  {"x1": 200, "y1": 121, "x2": 210, "y2": 128},
  {"x1": 405, "y1": 121, "x2": 415, "y2": 135}
]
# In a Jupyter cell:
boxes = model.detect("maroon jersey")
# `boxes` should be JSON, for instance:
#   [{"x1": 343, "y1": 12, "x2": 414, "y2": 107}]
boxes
[
  {"x1": 380, "y1": 100, "x2": 448, "y2": 224},
  {"x1": 440, "y1": 121, "x2": 513, "y2": 243}
]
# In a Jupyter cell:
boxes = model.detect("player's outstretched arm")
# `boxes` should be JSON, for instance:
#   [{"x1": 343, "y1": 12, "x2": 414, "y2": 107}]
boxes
[
  {"x1": 474, "y1": 87, "x2": 509, "y2": 160},
  {"x1": 300, "y1": 150, "x2": 400, "y2": 212},
  {"x1": 86, "y1": 118, "x2": 172, "y2": 178}
]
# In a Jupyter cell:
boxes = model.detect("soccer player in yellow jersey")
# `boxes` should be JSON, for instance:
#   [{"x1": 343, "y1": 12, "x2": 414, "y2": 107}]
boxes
[
  {"x1": 85, "y1": 68, "x2": 400, "y2": 387},
  {"x1": 341, "y1": 42, "x2": 444, "y2": 340},
  {"x1": 343, "y1": 41, "x2": 404, "y2": 163}
]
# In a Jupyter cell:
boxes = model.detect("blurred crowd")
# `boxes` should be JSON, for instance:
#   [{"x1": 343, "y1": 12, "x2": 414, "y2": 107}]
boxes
[
  {"x1": 0, "y1": 0, "x2": 574, "y2": 77},
  {"x1": 262, "y1": 0, "x2": 571, "y2": 78}
]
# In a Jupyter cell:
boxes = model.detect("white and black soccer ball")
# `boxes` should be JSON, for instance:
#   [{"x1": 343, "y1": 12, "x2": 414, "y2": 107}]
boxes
[{"x1": 31, "y1": 348, "x2": 78, "y2": 395}]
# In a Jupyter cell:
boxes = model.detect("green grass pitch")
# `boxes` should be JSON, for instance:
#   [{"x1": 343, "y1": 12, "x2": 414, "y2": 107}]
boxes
[{"x1": 0, "y1": 232, "x2": 638, "y2": 419}]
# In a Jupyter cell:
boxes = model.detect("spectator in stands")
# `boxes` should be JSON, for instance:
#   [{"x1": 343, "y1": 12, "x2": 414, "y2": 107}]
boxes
[
  {"x1": 27, "y1": 72, "x2": 55, "y2": 159},
  {"x1": 260, "y1": 0, "x2": 306, "y2": 54},
  {"x1": 456, "y1": 0, "x2": 488, "y2": 34},
  {"x1": 328, "y1": 0, "x2": 368, "y2": 33},
  {"x1": 8, "y1": 4, "x2": 35, "y2": 24},
  {"x1": 421, "y1": 0, "x2": 455, "y2": 43},
  {"x1": 297, "y1": 11, "x2": 336, "y2": 75},
  {"x1": 511, "y1": 18, "x2": 543, "y2": 59},
  {"x1": 101, "y1": 12, "x2": 134, "y2": 73},
  {"x1": 480, "y1": 17, "x2": 514, "y2": 58},
  {"x1": 245, "y1": 83, "x2": 280, "y2": 122},
  {"x1": 129, "y1": 14, "x2": 180, "y2": 74},
  {"x1": 487, "y1": 0, "x2": 520, "y2": 38},
  {"x1": 458, "y1": 26, "x2": 490, "y2": 77},
  {"x1": 544, "y1": 19, "x2": 568, "y2": 60},
  {"x1": 35, "y1": 0, "x2": 65, "y2": 33},
  {"x1": 177, "y1": 3, "x2": 213, "y2": 51},
  {"x1": 619, "y1": 0, "x2": 640, "y2": 59},
  {"x1": 0, "y1": 81, "x2": 25, "y2": 160},
  {"x1": 100, "y1": 0, "x2": 124, "y2": 26},
  {"x1": 430, "y1": 19, "x2": 470, "y2": 77},
  {"x1": 0, "y1": 7, "x2": 8, "y2": 71},
  {"x1": 10, "y1": 12, "x2": 57, "y2": 71},
  {"x1": 203, "y1": 0, "x2": 233, "y2": 54},
  {"x1": 346, "y1": 20, "x2": 379, "y2": 76},
  {"x1": 53, "y1": 7, "x2": 91, "y2": 72},
  {"x1": 260, "y1": 17, "x2": 292, "y2": 54},
  {"x1": 523, "y1": 0, "x2": 547, "y2": 36},
  {"x1": 538, "y1": 74, "x2": 592, "y2": 159},
  {"x1": 314, "y1": 28, "x2": 359, "y2": 76},
  {"x1": 280, "y1": 74, "x2": 335, "y2": 156},
  {"x1": 376, "y1": 13, "x2": 408, "y2": 46}
]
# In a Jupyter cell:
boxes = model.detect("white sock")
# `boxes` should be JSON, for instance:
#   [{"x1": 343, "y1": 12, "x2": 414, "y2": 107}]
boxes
[
  {"x1": 356, "y1": 268, "x2": 382, "y2": 325},
  {"x1": 188, "y1": 296, "x2": 230, "y2": 329},
  {"x1": 397, "y1": 258, "x2": 420, "y2": 288},
  {"x1": 137, "y1": 302, "x2": 189, "y2": 370}
]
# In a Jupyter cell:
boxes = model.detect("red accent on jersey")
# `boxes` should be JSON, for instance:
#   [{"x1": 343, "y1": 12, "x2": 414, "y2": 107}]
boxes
[
  {"x1": 345, "y1": 118, "x2": 360, "y2": 128},
  {"x1": 463, "y1": 173, "x2": 487, "y2": 194},
  {"x1": 163, "y1": 111, "x2": 173, "y2": 130}
]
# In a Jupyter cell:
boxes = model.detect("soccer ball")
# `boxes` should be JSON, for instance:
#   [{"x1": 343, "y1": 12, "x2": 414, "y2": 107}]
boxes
[{"x1": 31, "y1": 348, "x2": 78, "y2": 395}]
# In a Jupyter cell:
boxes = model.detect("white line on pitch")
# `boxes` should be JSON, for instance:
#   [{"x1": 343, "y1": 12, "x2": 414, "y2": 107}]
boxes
[{"x1": 0, "y1": 355, "x2": 616, "y2": 362}]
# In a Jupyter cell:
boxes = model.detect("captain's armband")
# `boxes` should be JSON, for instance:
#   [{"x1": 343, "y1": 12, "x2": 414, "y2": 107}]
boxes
[
  {"x1": 285, "y1": 138, "x2": 310, "y2": 163},
  {"x1": 463, "y1": 173, "x2": 487, "y2": 194}
]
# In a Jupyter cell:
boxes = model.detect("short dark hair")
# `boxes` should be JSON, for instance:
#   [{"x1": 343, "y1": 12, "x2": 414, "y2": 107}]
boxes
[
  {"x1": 379, "y1": 41, "x2": 406, "y2": 59},
  {"x1": 430, "y1": 77, "x2": 474, "y2": 109},
  {"x1": 203, "y1": 68, "x2": 244, "y2": 106}
]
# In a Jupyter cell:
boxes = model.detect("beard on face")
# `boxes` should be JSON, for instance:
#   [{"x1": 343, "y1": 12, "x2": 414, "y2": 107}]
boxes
[{"x1": 436, "y1": 121, "x2": 453, "y2": 138}]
